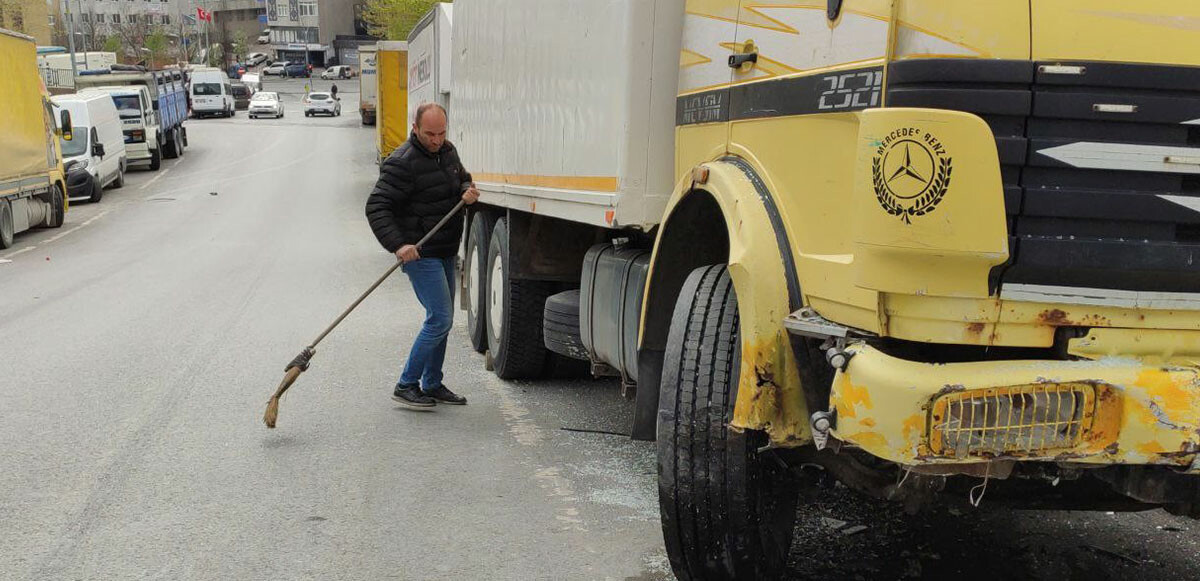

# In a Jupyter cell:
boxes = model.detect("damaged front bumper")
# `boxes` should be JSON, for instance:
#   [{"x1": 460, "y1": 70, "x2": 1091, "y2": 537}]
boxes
[{"x1": 827, "y1": 344, "x2": 1200, "y2": 472}]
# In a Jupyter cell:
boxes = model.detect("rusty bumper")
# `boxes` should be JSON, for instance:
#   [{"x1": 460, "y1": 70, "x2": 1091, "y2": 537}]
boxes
[{"x1": 830, "y1": 345, "x2": 1200, "y2": 471}]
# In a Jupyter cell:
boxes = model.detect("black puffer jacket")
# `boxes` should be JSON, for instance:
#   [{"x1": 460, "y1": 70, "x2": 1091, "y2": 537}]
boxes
[{"x1": 365, "y1": 133, "x2": 472, "y2": 258}]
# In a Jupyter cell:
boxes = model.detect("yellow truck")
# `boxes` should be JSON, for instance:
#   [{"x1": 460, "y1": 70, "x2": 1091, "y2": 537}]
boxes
[
  {"x1": 0, "y1": 28, "x2": 70, "y2": 249},
  {"x1": 374, "y1": 41, "x2": 408, "y2": 161},
  {"x1": 445, "y1": 1, "x2": 1200, "y2": 578}
]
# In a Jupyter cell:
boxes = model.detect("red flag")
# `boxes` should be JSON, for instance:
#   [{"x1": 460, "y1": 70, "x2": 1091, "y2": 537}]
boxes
[{"x1": 196, "y1": 7, "x2": 211, "y2": 22}]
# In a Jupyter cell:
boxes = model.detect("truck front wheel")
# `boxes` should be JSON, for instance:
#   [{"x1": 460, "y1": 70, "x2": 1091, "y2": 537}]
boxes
[
  {"x1": 658, "y1": 265, "x2": 799, "y2": 581},
  {"x1": 485, "y1": 217, "x2": 552, "y2": 379},
  {"x1": 149, "y1": 143, "x2": 162, "y2": 171}
]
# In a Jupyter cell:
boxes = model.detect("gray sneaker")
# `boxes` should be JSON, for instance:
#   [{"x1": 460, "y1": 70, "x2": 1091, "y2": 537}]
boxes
[{"x1": 393, "y1": 384, "x2": 436, "y2": 408}]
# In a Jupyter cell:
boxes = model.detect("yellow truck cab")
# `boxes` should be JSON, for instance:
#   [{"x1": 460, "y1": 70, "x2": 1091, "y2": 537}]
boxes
[
  {"x1": 0, "y1": 28, "x2": 70, "y2": 249},
  {"x1": 437, "y1": 1, "x2": 1200, "y2": 578},
  {"x1": 647, "y1": 1, "x2": 1200, "y2": 577}
]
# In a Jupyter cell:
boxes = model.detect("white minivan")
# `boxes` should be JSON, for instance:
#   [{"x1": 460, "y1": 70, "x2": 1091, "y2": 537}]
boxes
[
  {"x1": 189, "y1": 68, "x2": 235, "y2": 118},
  {"x1": 51, "y1": 91, "x2": 128, "y2": 202}
]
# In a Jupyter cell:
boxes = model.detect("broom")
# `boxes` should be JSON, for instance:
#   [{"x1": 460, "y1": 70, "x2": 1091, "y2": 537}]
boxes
[{"x1": 264, "y1": 200, "x2": 467, "y2": 428}]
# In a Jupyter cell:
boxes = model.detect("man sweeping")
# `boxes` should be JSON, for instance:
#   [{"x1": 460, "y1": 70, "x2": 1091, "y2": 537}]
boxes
[{"x1": 365, "y1": 103, "x2": 479, "y2": 408}]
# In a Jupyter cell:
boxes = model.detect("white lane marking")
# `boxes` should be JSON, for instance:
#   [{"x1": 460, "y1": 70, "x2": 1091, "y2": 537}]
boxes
[
  {"x1": 1160, "y1": 194, "x2": 1200, "y2": 215},
  {"x1": 41, "y1": 209, "x2": 111, "y2": 244},
  {"x1": 138, "y1": 167, "x2": 172, "y2": 191},
  {"x1": 1, "y1": 246, "x2": 37, "y2": 259}
]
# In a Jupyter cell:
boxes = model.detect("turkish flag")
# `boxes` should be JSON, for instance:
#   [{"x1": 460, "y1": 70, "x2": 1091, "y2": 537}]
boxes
[{"x1": 196, "y1": 7, "x2": 212, "y2": 22}]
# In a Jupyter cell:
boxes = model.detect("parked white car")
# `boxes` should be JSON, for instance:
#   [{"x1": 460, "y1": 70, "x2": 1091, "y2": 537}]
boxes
[
  {"x1": 303, "y1": 92, "x2": 341, "y2": 117},
  {"x1": 50, "y1": 91, "x2": 128, "y2": 202},
  {"x1": 246, "y1": 52, "x2": 268, "y2": 67},
  {"x1": 262, "y1": 62, "x2": 287, "y2": 76},
  {"x1": 249, "y1": 92, "x2": 284, "y2": 119},
  {"x1": 257, "y1": 29, "x2": 270, "y2": 44}
]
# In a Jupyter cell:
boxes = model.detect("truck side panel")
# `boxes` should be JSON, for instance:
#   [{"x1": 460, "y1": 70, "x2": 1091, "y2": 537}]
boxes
[{"x1": 0, "y1": 31, "x2": 56, "y2": 185}]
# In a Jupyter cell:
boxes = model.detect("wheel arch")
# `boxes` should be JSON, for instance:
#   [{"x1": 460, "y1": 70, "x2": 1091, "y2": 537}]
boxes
[{"x1": 637, "y1": 159, "x2": 813, "y2": 446}]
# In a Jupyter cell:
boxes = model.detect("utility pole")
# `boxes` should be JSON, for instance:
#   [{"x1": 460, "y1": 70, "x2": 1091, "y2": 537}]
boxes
[{"x1": 62, "y1": 0, "x2": 78, "y2": 82}]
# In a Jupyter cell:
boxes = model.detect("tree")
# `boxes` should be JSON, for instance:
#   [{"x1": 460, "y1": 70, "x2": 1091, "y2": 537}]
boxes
[
  {"x1": 231, "y1": 29, "x2": 248, "y2": 63},
  {"x1": 362, "y1": 0, "x2": 445, "y2": 40},
  {"x1": 102, "y1": 35, "x2": 122, "y2": 53},
  {"x1": 145, "y1": 28, "x2": 169, "y2": 68}
]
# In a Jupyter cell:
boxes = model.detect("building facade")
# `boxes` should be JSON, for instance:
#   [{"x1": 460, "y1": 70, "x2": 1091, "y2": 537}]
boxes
[
  {"x1": 57, "y1": 0, "x2": 202, "y2": 63},
  {"x1": 208, "y1": 0, "x2": 266, "y2": 64},
  {"x1": 265, "y1": 0, "x2": 362, "y2": 66},
  {"x1": 0, "y1": 0, "x2": 51, "y2": 45}
]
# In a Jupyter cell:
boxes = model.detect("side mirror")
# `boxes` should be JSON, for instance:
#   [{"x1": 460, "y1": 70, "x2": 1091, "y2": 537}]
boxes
[
  {"x1": 60, "y1": 110, "x2": 73, "y2": 141},
  {"x1": 92, "y1": 143, "x2": 106, "y2": 158}
]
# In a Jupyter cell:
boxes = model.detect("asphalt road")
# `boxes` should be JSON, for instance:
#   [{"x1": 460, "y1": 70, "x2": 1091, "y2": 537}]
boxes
[{"x1": 2, "y1": 76, "x2": 1200, "y2": 581}]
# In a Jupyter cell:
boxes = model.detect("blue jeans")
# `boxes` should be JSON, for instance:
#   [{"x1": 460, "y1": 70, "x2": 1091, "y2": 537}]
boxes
[{"x1": 399, "y1": 256, "x2": 456, "y2": 389}]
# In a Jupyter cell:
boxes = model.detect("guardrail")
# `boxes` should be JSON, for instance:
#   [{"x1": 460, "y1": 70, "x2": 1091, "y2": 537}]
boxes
[{"x1": 40, "y1": 67, "x2": 75, "y2": 90}]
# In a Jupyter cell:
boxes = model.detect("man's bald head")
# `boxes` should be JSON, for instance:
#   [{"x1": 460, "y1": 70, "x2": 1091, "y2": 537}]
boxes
[{"x1": 413, "y1": 103, "x2": 448, "y2": 152}]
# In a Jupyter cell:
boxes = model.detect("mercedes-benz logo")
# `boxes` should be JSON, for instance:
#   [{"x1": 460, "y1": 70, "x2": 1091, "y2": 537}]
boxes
[{"x1": 871, "y1": 130, "x2": 953, "y2": 223}]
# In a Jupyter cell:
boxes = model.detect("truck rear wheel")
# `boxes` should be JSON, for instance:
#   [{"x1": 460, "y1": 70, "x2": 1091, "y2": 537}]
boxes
[
  {"x1": 465, "y1": 212, "x2": 496, "y2": 353},
  {"x1": 658, "y1": 265, "x2": 799, "y2": 581},
  {"x1": 0, "y1": 201, "x2": 14, "y2": 249},
  {"x1": 485, "y1": 217, "x2": 552, "y2": 379},
  {"x1": 163, "y1": 129, "x2": 179, "y2": 159}
]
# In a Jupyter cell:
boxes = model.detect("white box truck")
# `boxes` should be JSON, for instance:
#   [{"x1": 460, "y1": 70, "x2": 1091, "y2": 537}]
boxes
[
  {"x1": 405, "y1": 3, "x2": 453, "y2": 126},
  {"x1": 358, "y1": 44, "x2": 378, "y2": 126}
]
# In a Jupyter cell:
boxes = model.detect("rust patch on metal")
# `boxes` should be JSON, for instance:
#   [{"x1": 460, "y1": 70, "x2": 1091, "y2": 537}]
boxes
[
  {"x1": 1039, "y1": 308, "x2": 1070, "y2": 325},
  {"x1": 1104, "y1": 442, "x2": 1120, "y2": 455},
  {"x1": 933, "y1": 384, "x2": 966, "y2": 398}
]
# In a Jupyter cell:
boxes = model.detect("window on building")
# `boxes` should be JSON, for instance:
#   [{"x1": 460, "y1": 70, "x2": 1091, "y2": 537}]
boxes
[
  {"x1": 112, "y1": 13, "x2": 120, "y2": 23},
  {"x1": 162, "y1": 14, "x2": 170, "y2": 24},
  {"x1": 299, "y1": 2, "x2": 316, "y2": 17},
  {"x1": 96, "y1": 13, "x2": 105, "y2": 23},
  {"x1": 82, "y1": 13, "x2": 90, "y2": 22},
  {"x1": 130, "y1": 13, "x2": 138, "y2": 23}
]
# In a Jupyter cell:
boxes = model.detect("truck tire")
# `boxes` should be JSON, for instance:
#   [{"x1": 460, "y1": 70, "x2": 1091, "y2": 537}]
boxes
[
  {"x1": 485, "y1": 218, "x2": 552, "y2": 379},
  {"x1": 658, "y1": 265, "x2": 799, "y2": 581},
  {"x1": 0, "y1": 201, "x2": 14, "y2": 249},
  {"x1": 49, "y1": 185, "x2": 65, "y2": 228},
  {"x1": 163, "y1": 129, "x2": 179, "y2": 159},
  {"x1": 465, "y1": 212, "x2": 496, "y2": 353},
  {"x1": 544, "y1": 290, "x2": 588, "y2": 360},
  {"x1": 149, "y1": 143, "x2": 161, "y2": 171},
  {"x1": 176, "y1": 129, "x2": 185, "y2": 155}
]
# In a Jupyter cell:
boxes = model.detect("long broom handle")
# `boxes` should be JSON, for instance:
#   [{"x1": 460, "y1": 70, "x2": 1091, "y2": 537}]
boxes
[{"x1": 308, "y1": 199, "x2": 467, "y2": 349}]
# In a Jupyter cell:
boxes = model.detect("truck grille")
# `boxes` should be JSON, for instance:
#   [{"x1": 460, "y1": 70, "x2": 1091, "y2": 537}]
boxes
[
  {"x1": 887, "y1": 59, "x2": 1200, "y2": 296},
  {"x1": 928, "y1": 383, "x2": 1096, "y2": 459}
]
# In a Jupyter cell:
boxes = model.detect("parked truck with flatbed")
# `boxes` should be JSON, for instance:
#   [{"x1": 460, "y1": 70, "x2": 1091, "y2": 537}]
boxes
[
  {"x1": 441, "y1": 1, "x2": 1200, "y2": 578},
  {"x1": 0, "y1": 28, "x2": 71, "y2": 249},
  {"x1": 75, "y1": 66, "x2": 189, "y2": 170}
]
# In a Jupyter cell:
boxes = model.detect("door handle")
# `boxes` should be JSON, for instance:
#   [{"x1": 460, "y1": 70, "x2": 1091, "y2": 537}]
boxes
[{"x1": 728, "y1": 52, "x2": 757, "y2": 69}]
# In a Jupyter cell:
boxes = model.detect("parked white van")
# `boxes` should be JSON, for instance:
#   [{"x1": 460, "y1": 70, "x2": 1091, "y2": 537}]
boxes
[
  {"x1": 189, "y1": 68, "x2": 235, "y2": 118},
  {"x1": 50, "y1": 91, "x2": 127, "y2": 202}
]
